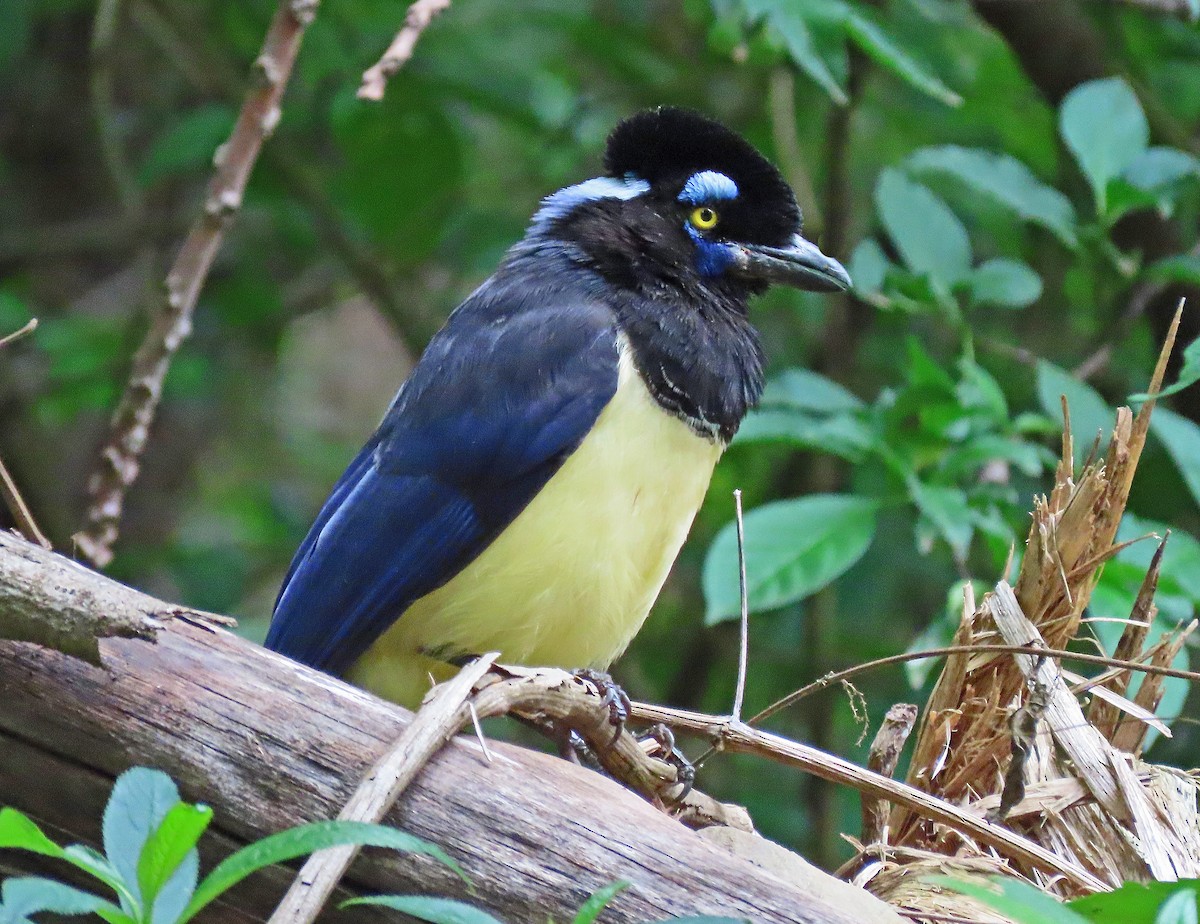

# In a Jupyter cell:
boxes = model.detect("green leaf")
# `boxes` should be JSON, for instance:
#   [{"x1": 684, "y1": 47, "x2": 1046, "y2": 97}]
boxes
[
  {"x1": 1060, "y1": 78, "x2": 1148, "y2": 214},
  {"x1": 842, "y1": 10, "x2": 960, "y2": 106},
  {"x1": 0, "y1": 877, "x2": 123, "y2": 921},
  {"x1": 182, "y1": 820, "x2": 464, "y2": 923},
  {"x1": 702, "y1": 494, "x2": 877, "y2": 623},
  {"x1": 1151, "y1": 408, "x2": 1200, "y2": 510},
  {"x1": 54, "y1": 844, "x2": 139, "y2": 916},
  {"x1": 0, "y1": 808, "x2": 63, "y2": 857},
  {"x1": 1123, "y1": 147, "x2": 1200, "y2": 192},
  {"x1": 1068, "y1": 880, "x2": 1200, "y2": 923},
  {"x1": 137, "y1": 105, "x2": 235, "y2": 187},
  {"x1": 342, "y1": 895, "x2": 504, "y2": 924},
  {"x1": 848, "y1": 238, "x2": 890, "y2": 294},
  {"x1": 1144, "y1": 254, "x2": 1200, "y2": 288},
  {"x1": 1155, "y1": 890, "x2": 1198, "y2": 924},
  {"x1": 931, "y1": 876, "x2": 1090, "y2": 924},
  {"x1": 136, "y1": 802, "x2": 211, "y2": 923},
  {"x1": 1035, "y1": 362, "x2": 1112, "y2": 464},
  {"x1": 907, "y1": 146, "x2": 1077, "y2": 247},
  {"x1": 572, "y1": 880, "x2": 630, "y2": 924},
  {"x1": 768, "y1": 8, "x2": 848, "y2": 104},
  {"x1": 1130, "y1": 336, "x2": 1200, "y2": 402},
  {"x1": 875, "y1": 169, "x2": 971, "y2": 285},
  {"x1": 969, "y1": 259, "x2": 1042, "y2": 309},
  {"x1": 910, "y1": 481, "x2": 973, "y2": 558},
  {"x1": 102, "y1": 768, "x2": 183, "y2": 912},
  {"x1": 760, "y1": 369, "x2": 863, "y2": 413}
]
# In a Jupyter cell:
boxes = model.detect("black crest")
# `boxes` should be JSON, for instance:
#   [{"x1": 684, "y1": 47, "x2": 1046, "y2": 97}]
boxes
[{"x1": 604, "y1": 107, "x2": 801, "y2": 246}]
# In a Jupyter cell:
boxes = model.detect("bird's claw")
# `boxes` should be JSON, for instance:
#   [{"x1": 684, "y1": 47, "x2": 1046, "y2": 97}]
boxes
[
  {"x1": 639, "y1": 722, "x2": 696, "y2": 803},
  {"x1": 574, "y1": 668, "x2": 631, "y2": 748}
]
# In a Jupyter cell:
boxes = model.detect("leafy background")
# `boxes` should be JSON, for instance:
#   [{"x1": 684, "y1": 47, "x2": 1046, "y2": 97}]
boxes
[{"x1": 2, "y1": 0, "x2": 1199, "y2": 866}]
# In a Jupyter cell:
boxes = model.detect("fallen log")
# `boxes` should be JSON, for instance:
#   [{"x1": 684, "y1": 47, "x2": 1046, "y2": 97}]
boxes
[{"x1": 0, "y1": 533, "x2": 901, "y2": 923}]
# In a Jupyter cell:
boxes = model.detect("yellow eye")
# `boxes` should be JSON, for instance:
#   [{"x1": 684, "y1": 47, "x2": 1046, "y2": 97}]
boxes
[{"x1": 690, "y1": 206, "x2": 719, "y2": 230}]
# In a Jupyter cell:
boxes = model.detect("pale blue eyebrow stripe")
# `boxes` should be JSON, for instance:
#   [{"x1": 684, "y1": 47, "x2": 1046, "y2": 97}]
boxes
[
  {"x1": 678, "y1": 170, "x2": 738, "y2": 204},
  {"x1": 531, "y1": 175, "x2": 651, "y2": 229}
]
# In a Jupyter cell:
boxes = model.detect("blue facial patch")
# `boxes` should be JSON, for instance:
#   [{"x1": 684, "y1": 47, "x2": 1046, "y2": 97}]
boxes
[
  {"x1": 532, "y1": 175, "x2": 651, "y2": 231},
  {"x1": 686, "y1": 225, "x2": 738, "y2": 277},
  {"x1": 678, "y1": 170, "x2": 738, "y2": 205}
]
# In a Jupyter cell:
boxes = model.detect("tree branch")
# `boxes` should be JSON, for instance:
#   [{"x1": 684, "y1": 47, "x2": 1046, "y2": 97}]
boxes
[
  {"x1": 358, "y1": 0, "x2": 452, "y2": 101},
  {"x1": 74, "y1": 0, "x2": 320, "y2": 568},
  {"x1": 0, "y1": 533, "x2": 901, "y2": 924}
]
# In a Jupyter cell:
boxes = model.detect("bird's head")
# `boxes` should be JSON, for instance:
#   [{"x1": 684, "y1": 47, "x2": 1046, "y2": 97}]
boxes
[{"x1": 529, "y1": 107, "x2": 851, "y2": 299}]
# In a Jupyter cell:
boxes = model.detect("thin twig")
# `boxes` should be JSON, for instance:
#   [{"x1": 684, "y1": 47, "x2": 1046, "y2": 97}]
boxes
[
  {"x1": 268, "y1": 654, "x2": 498, "y2": 924},
  {"x1": 731, "y1": 488, "x2": 749, "y2": 723},
  {"x1": 132, "y1": 0, "x2": 436, "y2": 350},
  {"x1": 746, "y1": 641, "x2": 1200, "y2": 728},
  {"x1": 627, "y1": 705, "x2": 1107, "y2": 893},
  {"x1": 0, "y1": 319, "x2": 37, "y2": 347},
  {"x1": 358, "y1": 0, "x2": 451, "y2": 101},
  {"x1": 74, "y1": 0, "x2": 321, "y2": 567},
  {"x1": 0, "y1": 458, "x2": 52, "y2": 550}
]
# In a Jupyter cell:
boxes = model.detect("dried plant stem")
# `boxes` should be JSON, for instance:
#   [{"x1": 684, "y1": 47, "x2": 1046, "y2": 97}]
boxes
[
  {"x1": 732, "y1": 488, "x2": 749, "y2": 722},
  {"x1": 629, "y1": 704, "x2": 1106, "y2": 892},
  {"x1": 748, "y1": 640, "x2": 1200, "y2": 727},
  {"x1": 74, "y1": 0, "x2": 320, "y2": 567},
  {"x1": 0, "y1": 458, "x2": 51, "y2": 550},
  {"x1": 0, "y1": 318, "x2": 37, "y2": 347},
  {"x1": 269, "y1": 654, "x2": 498, "y2": 924},
  {"x1": 358, "y1": 0, "x2": 451, "y2": 101}
]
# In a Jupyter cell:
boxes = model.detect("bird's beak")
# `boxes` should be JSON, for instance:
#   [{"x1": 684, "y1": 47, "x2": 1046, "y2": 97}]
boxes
[{"x1": 733, "y1": 233, "x2": 852, "y2": 292}]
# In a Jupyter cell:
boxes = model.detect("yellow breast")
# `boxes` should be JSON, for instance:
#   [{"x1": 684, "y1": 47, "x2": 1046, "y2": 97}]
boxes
[{"x1": 349, "y1": 342, "x2": 723, "y2": 706}]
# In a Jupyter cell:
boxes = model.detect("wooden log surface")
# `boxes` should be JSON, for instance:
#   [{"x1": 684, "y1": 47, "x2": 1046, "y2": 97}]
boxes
[{"x1": 0, "y1": 534, "x2": 899, "y2": 923}]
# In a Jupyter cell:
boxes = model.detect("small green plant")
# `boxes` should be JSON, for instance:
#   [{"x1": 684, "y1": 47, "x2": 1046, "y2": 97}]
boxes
[
  {"x1": 0, "y1": 766, "x2": 462, "y2": 924},
  {"x1": 0, "y1": 769, "x2": 750, "y2": 924},
  {"x1": 935, "y1": 875, "x2": 1200, "y2": 924}
]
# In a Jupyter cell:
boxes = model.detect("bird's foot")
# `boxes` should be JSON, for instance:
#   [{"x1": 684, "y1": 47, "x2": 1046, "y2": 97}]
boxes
[
  {"x1": 573, "y1": 668, "x2": 631, "y2": 749},
  {"x1": 639, "y1": 722, "x2": 696, "y2": 803}
]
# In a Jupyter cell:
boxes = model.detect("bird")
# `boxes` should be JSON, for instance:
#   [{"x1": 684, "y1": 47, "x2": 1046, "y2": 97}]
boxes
[{"x1": 265, "y1": 107, "x2": 851, "y2": 708}]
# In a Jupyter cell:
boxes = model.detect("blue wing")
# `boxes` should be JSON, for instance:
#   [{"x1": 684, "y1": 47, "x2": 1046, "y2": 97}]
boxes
[{"x1": 265, "y1": 274, "x2": 620, "y2": 676}]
